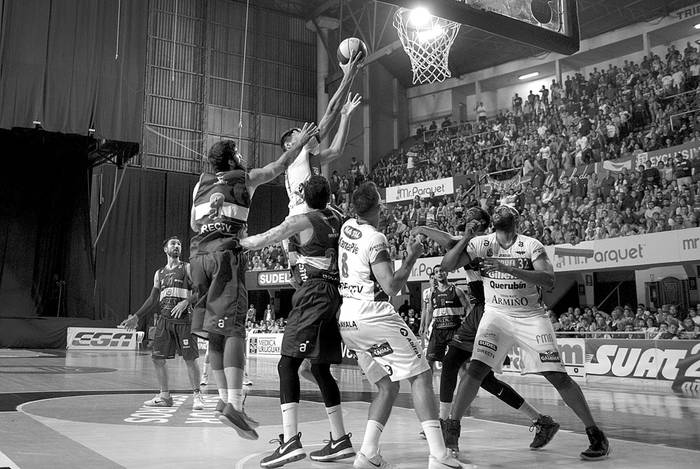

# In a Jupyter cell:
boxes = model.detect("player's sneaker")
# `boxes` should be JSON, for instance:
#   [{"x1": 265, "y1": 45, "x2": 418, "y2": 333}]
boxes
[
  {"x1": 529, "y1": 415, "x2": 560, "y2": 450},
  {"x1": 353, "y1": 451, "x2": 396, "y2": 469},
  {"x1": 143, "y1": 395, "x2": 173, "y2": 407},
  {"x1": 260, "y1": 433, "x2": 305, "y2": 468},
  {"x1": 309, "y1": 432, "x2": 355, "y2": 462},
  {"x1": 428, "y1": 453, "x2": 466, "y2": 469},
  {"x1": 219, "y1": 403, "x2": 259, "y2": 440},
  {"x1": 200, "y1": 373, "x2": 208, "y2": 386},
  {"x1": 443, "y1": 418, "x2": 461, "y2": 454},
  {"x1": 214, "y1": 398, "x2": 226, "y2": 417},
  {"x1": 419, "y1": 430, "x2": 426, "y2": 439},
  {"x1": 580, "y1": 426, "x2": 610, "y2": 460},
  {"x1": 241, "y1": 393, "x2": 260, "y2": 428},
  {"x1": 192, "y1": 392, "x2": 205, "y2": 411},
  {"x1": 243, "y1": 374, "x2": 253, "y2": 386}
]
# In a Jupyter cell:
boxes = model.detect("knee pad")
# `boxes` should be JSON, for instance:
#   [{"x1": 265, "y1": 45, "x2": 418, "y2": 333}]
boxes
[{"x1": 466, "y1": 359, "x2": 491, "y2": 382}]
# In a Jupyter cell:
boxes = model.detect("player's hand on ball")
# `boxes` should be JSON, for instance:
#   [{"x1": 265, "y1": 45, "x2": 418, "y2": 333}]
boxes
[
  {"x1": 120, "y1": 315, "x2": 138, "y2": 331},
  {"x1": 483, "y1": 258, "x2": 511, "y2": 275},
  {"x1": 341, "y1": 93, "x2": 362, "y2": 116},
  {"x1": 407, "y1": 236, "x2": 424, "y2": 258},
  {"x1": 464, "y1": 220, "x2": 480, "y2": 236},
  {"x1": 296, "y1": 122, "x2": 319, "y2": 146},
  {"x1": 170, "y1": 300, "x2": 188, "y2": 319},
  {"x1": 340, "y1": 48, "x2": 364, "y2": 75}
]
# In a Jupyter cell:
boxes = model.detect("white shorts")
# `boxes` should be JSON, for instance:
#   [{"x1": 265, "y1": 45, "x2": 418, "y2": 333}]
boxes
[
  {"x1": 339, "y1": 298, "x2": 429, "y2": 382},
  {"x1": 472, "y1": 309, "x2": 565, "y2": 374},
  {"x1": 355, "y1": 350, "x2": 388, "y2": 384}
]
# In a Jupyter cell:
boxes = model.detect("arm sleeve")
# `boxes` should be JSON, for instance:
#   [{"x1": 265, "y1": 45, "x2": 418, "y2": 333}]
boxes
[{"x1": 369, "y1": 232, "x2": 392, "y2": 266}]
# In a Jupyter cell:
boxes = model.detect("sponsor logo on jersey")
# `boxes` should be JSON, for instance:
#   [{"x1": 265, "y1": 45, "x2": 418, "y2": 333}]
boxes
[
  {"x1": 488, "y1": 280, "x2": 528, "y2": 289},
  {"x1": 476, "y1": 348, "x2": 495, "y2": 359},
  {"x1": 369, "y1": 342, "x2": 394, "y2": 358},
  {"x1": 339, "y1": 283, "x2": 364, "y2": 294},
  {"x1": 490, "y1": 296, "x2": 530, "y2": 307},
  {"x1": 199, "y1": 221, "x2": 237, "y2": 234},
  {"x1": 339, "y1": 238, "x2": 359, "y2": 254},
  {"x1": 535, "y1": 333, "x2": 554, "y2": 344},
  {"x1": 339, "y1": 320, "x2": 359, "y2": 329},
  {"x1": 343, "y1": 225, "x2": 363, "y2": 240},
  {"x1": 478, "y1": 340, "x2": 498, "y2": 352},
  {"x1": 384, "y1": 365, "x2": 393, "y2": 376},
  {"x1": 515, "y1": 251, "x2": 526, "y2": 255},
  {"x1": 399, "y1": 328, "x2": 409, "y2": 336},
  {"x1": 539, "y1": 350, "x2": 561, "y2": 363}
]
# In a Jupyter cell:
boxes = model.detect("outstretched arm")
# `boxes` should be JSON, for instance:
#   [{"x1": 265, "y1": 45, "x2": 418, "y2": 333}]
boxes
[
  {"x1": 247, "y1": 123, "x2": 318, "y2": 191},
  {"x1": 240, "y1": 215, "x2": 312, "y2": 251},
  {"x1": 317, "y1": 52, "x2": 363, "y2": 139},
  {"x1": 411, "y1": 226, "x2": 460, "y2": 251},
  {"x1": 119, "y1": 272, "x2": 159, "y2": 329},
  {"x1": 370, "y1": 236, "x2": 424, "y2": 297},
  {"x1": 312, "y1": 94, "x2": 362, "y2": 165},
  {"x1": 440, "y1": 221, "x2": 480, "y2": 272}
]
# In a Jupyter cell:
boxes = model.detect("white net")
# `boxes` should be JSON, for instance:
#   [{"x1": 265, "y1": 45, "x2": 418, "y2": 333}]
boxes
[{"x1": 393, "y1": 8, "x2": 461, "y2": 85}]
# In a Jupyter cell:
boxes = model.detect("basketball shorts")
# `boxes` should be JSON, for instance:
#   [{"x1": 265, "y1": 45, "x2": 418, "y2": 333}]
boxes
[
  {"x1": 339, "y1": 298, "x2": 429, "y2": 382},
  {"x1": 190, "y1": 249, "x2": 247, "y2": 339},
  {"x1": 281, "y1": 279, "x2": 342, "y2": 364},
  {"x1": 472, "y1": 309, "x2": 565, "y2": 374},
  {"x1": 449, "y1": 303, "x2": 485, "y2": 353},
  {"x1": 152, "y1": 315, "x2": 200, "y2": 361},
  {"x1": 427, "y1": 327, "x2": 458, "y2": 362}
]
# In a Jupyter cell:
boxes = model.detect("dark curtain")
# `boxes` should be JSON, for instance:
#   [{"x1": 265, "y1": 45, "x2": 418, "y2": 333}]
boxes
[
  {"x1": 0, "y1": 128, "x2": 95, "y2": 318},
  {"x1": 0, "y1": 0, "x2": 147, "y2": 142}
]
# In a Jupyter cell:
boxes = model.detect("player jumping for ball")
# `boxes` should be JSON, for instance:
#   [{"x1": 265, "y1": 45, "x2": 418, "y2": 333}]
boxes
[{"x1": 441, "y1": 205, "x2": 610, "y2": 460}]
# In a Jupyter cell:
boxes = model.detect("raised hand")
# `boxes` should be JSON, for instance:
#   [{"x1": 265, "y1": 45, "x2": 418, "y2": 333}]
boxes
[
  {"x1": 295, "y1": 122, "x2": 319, "y2": 147},
  {"x1": 339, "y1": 48, "x2": 365, "y2": 75},
  {"x1": 341, "y1": 93, "x2": 363, "y2": 117},
  {"x1": 406, "y1": 235, "x2": 425, "y2": 259}
]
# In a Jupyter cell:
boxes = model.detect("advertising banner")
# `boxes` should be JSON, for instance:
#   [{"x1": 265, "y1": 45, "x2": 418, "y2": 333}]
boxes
[
  {"x1": 585, "y1": 339, "x2": 700, "y2": 383},
  {"x1": 246, "y1": 333, "x2": 284, "y2": 355},
  {"x1": 545, "y1": 227, "x2": 700, "y2": 272},
  {"x1": 385, "y1": 178, "x2": 454, "y2": 203},
  {"x1": 633, "y1": 140, "x2": 700, "y2": 170},
  {"x1": 245, "y1": 270, "x2": 294, "y2": 290},
  {"x1": 502, "y1": 338, "x2": 586, "y2": 377},
  {"x1": 66, "y1": 327, "x2": 144, "y2": 350},
  {"x1": 394, "y1": 256, "x2": 468, "y2": 282}
]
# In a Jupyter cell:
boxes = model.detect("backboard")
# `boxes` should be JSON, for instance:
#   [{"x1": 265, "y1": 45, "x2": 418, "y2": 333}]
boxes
[{"x1": 381, "y1": 0, "x2": 580, "y2": 55}]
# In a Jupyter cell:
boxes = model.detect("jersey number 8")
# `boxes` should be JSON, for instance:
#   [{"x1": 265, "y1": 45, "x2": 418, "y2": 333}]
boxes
[{"x1": 341, "y1": 252, "x2": 349, "y2": 278}]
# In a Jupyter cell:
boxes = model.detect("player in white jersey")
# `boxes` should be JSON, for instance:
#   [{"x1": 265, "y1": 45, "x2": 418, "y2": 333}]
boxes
[
  {"x1": 442, "y1": 205, "x2": 610, "y2": 461},
  {"x1": 337, "y1": 182, "x2": 465, "y2": 469},
  {"x1": 280, "y1": 52, "x2": 363, "y2": 218}
]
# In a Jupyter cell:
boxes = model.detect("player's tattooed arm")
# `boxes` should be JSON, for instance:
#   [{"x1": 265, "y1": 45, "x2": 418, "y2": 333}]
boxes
[
  {"x1": 483, "y1": 253, "x2": 555, "y2": 289},
  {"x1": 247, "y1": 122, "x2": 318, "y2": 190},
  {"x1": 240, "y1": 215, "x2": 312, "y2": 251},
  {"x1": 411, "y1": 226, "x2": 460, "y2": 251},
  {"x1": 318, "y1": 51, "x2": 363, "y2": 139},
  {"x1": 440, "y1": 220, "x2": 480, "y2": 272},
  {"x1": 313, "y1": 94, "x2": 362, "y2": 164}
]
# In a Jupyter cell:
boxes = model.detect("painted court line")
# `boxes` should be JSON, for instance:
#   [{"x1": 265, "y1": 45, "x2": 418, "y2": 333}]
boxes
[{"x1": 0, "y1": 449, "x2": 20, "y2": 469}]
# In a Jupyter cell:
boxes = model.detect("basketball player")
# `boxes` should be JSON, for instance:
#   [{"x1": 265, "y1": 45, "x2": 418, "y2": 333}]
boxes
[
  {"x1": 423, "y1": 266, "x2": 469, "y2": 369},
  {"x1": 189, "y1": 123, "x2": 318, "y2": 440},
  {"x1": 240, "y1": 175, "x2": 354, "y2": 467},
  {"x1": 413, "y1": 209, "x2": 560, "y2": 453},
  {"x1": 441, "y1": 205, "x2": 610, "y2": 460},
  {"x1": 120, "y1": 237, "x2": 204, "y2": 411},
  {"x1": 337, "y1": 182, "x2": 464, "y2": 469},
  {"x1": 419, "y1": 272, "x2": 437, "y2": 345}
]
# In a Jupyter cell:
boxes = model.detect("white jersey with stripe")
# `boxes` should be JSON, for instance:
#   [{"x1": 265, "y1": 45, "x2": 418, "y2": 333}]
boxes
[
  {"x1": 284, "y1": 143, "x2": 321, "y2": 215},
  {"x1": 467, "y1": 233, "x2": 547, "y2": 318},
  {"x1": 338, "y1": 219, "x2": 391, "y2": 303}
]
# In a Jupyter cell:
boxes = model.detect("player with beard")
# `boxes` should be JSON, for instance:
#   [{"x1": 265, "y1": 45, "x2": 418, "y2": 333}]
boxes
[
  {"x1": 413, "y1": 208, "x2": 560, "y2": 454},
  {"x1": 440, "y1": 205, "x2": 610, "y2": 460},
  {"x1": 120, "y1": 237, "x2": 204, "y2": 411},
  {"x1": 240, "y1": 175, "x2": 354, "y2": 467},
  {"x1": 189, "y1": 123, "x2": 318, "y2": 440}
]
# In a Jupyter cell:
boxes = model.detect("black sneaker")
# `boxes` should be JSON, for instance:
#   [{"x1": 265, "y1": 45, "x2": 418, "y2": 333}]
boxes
[
  {"x1": 580, "y1": 426, "x2": 610, "y2": 460},
  {"x1": 218, "y1": 402, "x2": 259, "y2": 440},
  {"x1": 443, "y1": 418, "x2": 461, "y2": 454},
  {"x1": 260, "y1": 433, "x2": 306, "y2": 468},
  {"x1": 529, "y1": 415, "x2": 560, "y2": 450},
  {"x1": 310, "y1": 432, "x2": 356, "y2": 462}
]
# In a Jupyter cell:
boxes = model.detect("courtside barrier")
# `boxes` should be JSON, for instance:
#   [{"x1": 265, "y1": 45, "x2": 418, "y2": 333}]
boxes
[{"x1": 66, "y1": 327, "x2": 144, "y2": 350}]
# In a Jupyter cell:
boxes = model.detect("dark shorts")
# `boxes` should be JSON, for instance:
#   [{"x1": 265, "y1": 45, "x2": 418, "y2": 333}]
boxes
[
  {"x1": 152, "y1": 315, "x2": 200, "y2": 361},
  {"x1": 449, "y1": 303, "x2": 485, "y2": 353},
  {"x1": 281, "y1": 279, "x2": 342, "y2": 364},
  {"x1": 427, "y1": 327, "x2": 458, "y2": 362},
  {"x1": 190, "y1": 249, "x2": 247, "y2": 339}
]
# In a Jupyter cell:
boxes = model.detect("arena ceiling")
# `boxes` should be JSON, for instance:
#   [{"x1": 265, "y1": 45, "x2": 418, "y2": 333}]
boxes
[{"x1": 258, "y1": 0, "x2": 699, "y2": 86}]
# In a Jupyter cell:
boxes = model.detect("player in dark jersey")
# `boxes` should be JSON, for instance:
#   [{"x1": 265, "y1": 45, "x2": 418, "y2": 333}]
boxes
[
  {"x1": 189, "y1": 123, "x2": 318, "y2": 441},
  {"x1": 413, "y1": 207, "x2": 559, "y2": 454},
  {"x1": 120, "y1": 236, "x2": 203, "y2": 411},
  {"x1": 240, "y1": 175, "x2": 354, "y2": 467}
]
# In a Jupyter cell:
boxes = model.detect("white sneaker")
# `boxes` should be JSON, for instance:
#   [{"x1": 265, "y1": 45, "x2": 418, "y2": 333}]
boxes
[
  {"x1": 353, "y1": 452, "x2": 396, "y2": 469},
  {"x1": 200, "y1": 374, "x2": 208, "y2": 386},
  {"x1": 243, "y1": 377, "x2": 253, "y2": 386},
  {"x1": 192, "y1": 392, "x2": 204, "y2": 410},
  {"x1": 143, "y1": 394, "x2": 173, "y2": 407},
  {"x1": 429, "y1": 453, "x2": 470, "y2": 469}
]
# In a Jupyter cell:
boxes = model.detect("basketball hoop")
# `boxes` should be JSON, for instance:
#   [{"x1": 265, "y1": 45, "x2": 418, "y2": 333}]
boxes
[{"x1": 393, "y1": 8, "x2": 461, "y2": 85}]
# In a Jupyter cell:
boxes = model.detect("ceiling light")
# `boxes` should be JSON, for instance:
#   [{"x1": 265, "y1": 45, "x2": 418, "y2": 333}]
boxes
[
  {"x1": 409, "y1": 7, "x2": 432, "y2": 28},
  {"x1": 518, "y1": 72, "x2": 539, "y2": 80},
  {"x1": 694, "y1": 23, "x2": 700, "y2": 29}
]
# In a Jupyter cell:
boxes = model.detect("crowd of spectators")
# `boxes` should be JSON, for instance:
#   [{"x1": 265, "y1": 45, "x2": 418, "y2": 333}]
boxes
[
  {"x1": 248, "y1": 43, "x2": 700, "y2": 266},
  {"x1": 550, "y1": 302, "x2": 700, "y2": 339}
]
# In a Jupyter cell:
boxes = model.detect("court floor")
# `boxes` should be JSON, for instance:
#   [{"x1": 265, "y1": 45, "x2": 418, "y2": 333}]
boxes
[{"x1": 0, "y1": 349, "x2": 698, "y2": 468}]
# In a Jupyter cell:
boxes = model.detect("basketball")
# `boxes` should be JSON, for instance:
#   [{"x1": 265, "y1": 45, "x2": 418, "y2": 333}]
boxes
[{"x1": 337, "y1": 37, "x2": 368, "y2": 65}]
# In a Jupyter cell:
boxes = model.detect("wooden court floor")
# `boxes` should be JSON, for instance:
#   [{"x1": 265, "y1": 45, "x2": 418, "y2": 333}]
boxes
[{"x1": 0, "y1": 349, "x2": 698, "y2": 468}]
